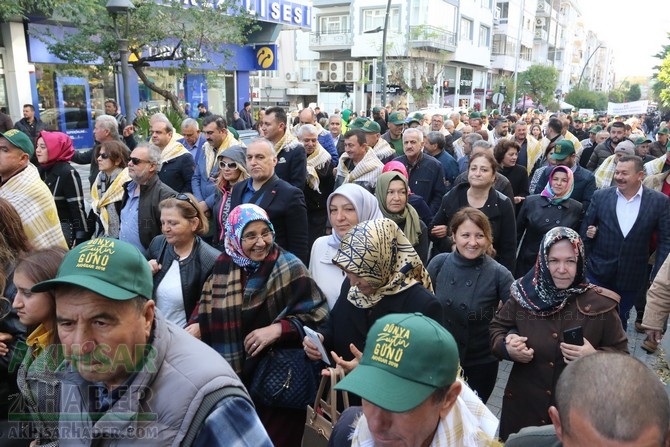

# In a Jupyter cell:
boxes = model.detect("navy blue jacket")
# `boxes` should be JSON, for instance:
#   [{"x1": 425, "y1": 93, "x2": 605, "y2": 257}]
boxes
[
  {"x1": 394, "y1": 153, "x2": 447, "y2": 214},
  {"x1": 159, "y1": 152, "x2": 195, "y2": 193},
  {"x1": 274, "y1": 144, "x2": 307, "y2": 190},
  {"x1": 581, "y1": 186, "x2": 670, "y2": 292},
  {"x1": 230, "y1": 175, "x2": 309, "y2": 265}
]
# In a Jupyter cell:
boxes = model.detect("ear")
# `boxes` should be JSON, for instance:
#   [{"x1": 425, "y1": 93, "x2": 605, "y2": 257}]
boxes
[
  {"x1": 142, "y1": 299, "x2": 155, "y2": 339},
  {"x1": 438, "y1": 380, "x2": 462, "y2": 419},
  {"x1": 548, "y1": 406, "x2": 563, "y2": 441}
]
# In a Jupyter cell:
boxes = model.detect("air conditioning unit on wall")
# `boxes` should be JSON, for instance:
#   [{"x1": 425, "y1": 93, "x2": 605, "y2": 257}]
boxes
[
  {"x1": 285, "y1": 72, "x2": 299, "y2": 82},
  {"x1": 345, "y1": 61, "x2": 361, "y2": 82},
  {"x1": 329, "y1": 61, "x2": 344, "y2": 82},
  {"x1": 316, "y1": 70, "x2": 328, "y2": 81}
]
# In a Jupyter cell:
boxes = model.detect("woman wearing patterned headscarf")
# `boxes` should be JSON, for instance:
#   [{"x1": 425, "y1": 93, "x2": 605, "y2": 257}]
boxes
[
  {"x1": 197, "y1": 203, "x2": 328, "y2": 447},
  {"x1": 515, "y1": 165, "x2": 583, "y2": 277},
  {"x1": 304, "y1": 218, "x2": 441, "y2": 404},
  {"x1": 375, "y1": 171, "x2": 429, "y2": 264},
  {"x1": 490, "y1": 227, "x2": 628, "y2": 441},
  {"x1": 309, "y1": 184, "x2": 383, "y2": 308}
]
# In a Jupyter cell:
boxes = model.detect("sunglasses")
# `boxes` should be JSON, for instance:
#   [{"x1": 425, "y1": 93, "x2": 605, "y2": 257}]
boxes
[
  {"x1": 218, "y1": 161, "x2": 238, "y2": 169},
  {"x1": 173, "y1": 193, "x2": 200, "y2": 213},
  {"x1": 129, "y1": 157, "x2": 151, "y2": 165},
  {"x1": 97, "y1": 152, "x2": 110, "y2": 159}
]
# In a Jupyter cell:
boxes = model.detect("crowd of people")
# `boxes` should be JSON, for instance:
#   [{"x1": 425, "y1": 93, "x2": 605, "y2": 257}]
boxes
[{"x1": 1, "y1": 101, "x2": 670, "y2": 446}]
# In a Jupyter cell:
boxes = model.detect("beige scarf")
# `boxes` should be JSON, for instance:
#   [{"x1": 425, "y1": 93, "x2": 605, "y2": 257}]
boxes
[
  {"x1": 337, "y1": 149, "x2": 383, "y2": 185},
  {"x1": 373, "y1": 138, "x2": 396, "y2": 161},
  {"x1": 90, "y1": 167, "x2": 131, "y2": 235},
  {"x1": 306, "y1": 143, "x2": 331, "y2": 192},
  {"x1": 161, "y1": 138, "x2": 190, "y2": 163},
  {"x1": 273, "y1": 129, "x2": 301, "y2": 156}
]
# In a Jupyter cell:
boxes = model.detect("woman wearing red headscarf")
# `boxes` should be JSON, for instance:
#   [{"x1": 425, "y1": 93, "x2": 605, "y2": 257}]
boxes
[{"x1": 35, "y1": 131, "x2": 88, "y2": 246}]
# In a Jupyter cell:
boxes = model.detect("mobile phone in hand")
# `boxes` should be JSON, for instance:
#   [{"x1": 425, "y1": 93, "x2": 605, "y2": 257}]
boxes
[{"x1": 563, "y1": 326, "x2": 584, "y2": 346}]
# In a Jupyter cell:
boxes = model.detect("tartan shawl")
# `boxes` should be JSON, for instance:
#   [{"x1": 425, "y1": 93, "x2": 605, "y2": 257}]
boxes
[{"x1": 198, "y1": 244, "x2": 328, "y2": 376}]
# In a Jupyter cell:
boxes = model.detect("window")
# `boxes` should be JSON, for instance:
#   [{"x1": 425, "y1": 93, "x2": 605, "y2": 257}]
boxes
[
  {"x1": 362, "y1": 7, "x2": 401, "y2": 33},
  {"x1": 318, "y1": 15, "x2": 349, "y2": 34},
  {"x1": 492, "y1": 34, "x2": 517, "y2": 56},
  {"x1": 497, "y1": 1, "x2": 509, "y2": 23},
  {"x1": 521, "y1": 45, "x2": 532, "y2": 61},
  {"x1": 460, "y1": 18, "x2": 473, "y2": 42},
  {"x1": 479, "y1": 26, "x2": 490, "y2": 47}
]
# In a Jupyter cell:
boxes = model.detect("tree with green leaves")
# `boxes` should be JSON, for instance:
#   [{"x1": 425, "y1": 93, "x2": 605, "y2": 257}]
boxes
[
  {"x1": 517, "y1": 65, "x2": 559, "y2": 108},
  {"x1": 30, "y1": 0, "x2": 257, "y2": 115},
  {"x1": 657, "y1": 53, "x2": 670, "y2": 109},
  {"x1": 625, "y1": 84, "x2": 641, "y2": 102},
  {"x1": 564, "y1": 88, "x2": 608, "y2": 111}
]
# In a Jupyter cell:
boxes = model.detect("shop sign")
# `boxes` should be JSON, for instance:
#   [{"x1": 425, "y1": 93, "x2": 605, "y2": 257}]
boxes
[{"x1": 175, "y1": 0, "x2": 312, "y2": 29}]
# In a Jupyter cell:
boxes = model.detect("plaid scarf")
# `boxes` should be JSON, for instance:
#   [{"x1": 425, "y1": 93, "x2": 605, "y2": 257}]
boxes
[
  {"x1": 198, "y1": 245, "x2": 328, "y2": 376},
  {"x1": 337, "y1": 149, "x2": 383, "y2": 185},
  {"x1": 372, "y1": 137, "x2": 396, "y2": 162},
  {"x1": 273, "y1": 129, "x2": 301, "y2": 157}
]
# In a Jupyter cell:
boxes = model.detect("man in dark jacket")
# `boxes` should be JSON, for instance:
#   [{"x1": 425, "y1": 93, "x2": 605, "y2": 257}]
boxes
[
  {"x1": 14, "y1": 104, "x2": 46, "y2": 147},
  {"x1": 586, "y1": 121, "x2": 625, "y2": 171},
  {"x1": 0, "y1": 108, "x2": 13, "y2": 132},
  {"x1": 104, "y1": 99, "x2": 127, "y2": 135},
  {"x1": 372, "y1": 106, "x2": 388, "y2": 134},
  {"x1": 150, "y1": 115, "x2": 195, "y2": 193},
  {"x1": 230, "y1": 138, "x2": 309, "y2": 265},
  {"x1": 119, "y1": 142, "x2": 176, "y2": 256},
  {"x1": 394, "y1": 128, "x2": 446, "y2": 214},
  {"x1": 239, "y1": 101, "x2": 254, "y2": 129}
]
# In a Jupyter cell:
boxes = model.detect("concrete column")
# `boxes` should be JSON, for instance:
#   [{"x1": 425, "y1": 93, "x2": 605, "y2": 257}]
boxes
[{"x1": 1, "y1": 22, "x2": 34, "y2": 121}]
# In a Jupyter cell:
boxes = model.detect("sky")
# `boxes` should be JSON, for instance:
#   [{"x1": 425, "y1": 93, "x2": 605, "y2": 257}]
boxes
[{"x1": 577, "y1": 0, "x2": 670, "y2": 80}]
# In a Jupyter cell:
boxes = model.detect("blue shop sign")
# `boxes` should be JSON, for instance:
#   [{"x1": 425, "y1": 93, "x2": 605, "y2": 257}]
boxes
[{"x1": 173, "y1": 0, "x2": 312, "y2": 29}]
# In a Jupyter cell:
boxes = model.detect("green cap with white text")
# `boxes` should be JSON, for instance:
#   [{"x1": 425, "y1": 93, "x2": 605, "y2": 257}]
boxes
[
  {"x1": 32, "y1": 238, "x2": 153, "y2": 300},
  {"x1": 0, "y1": 129, "x2": 35, "y2": 157},
  {"x1": 335, "y1": 313, "x2": 459, "y2": 412}
]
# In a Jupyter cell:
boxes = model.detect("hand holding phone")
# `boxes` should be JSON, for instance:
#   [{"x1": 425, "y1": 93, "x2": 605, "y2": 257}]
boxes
[{"x1": 563, "y1": 326, "x2": 584, "y2": 346}]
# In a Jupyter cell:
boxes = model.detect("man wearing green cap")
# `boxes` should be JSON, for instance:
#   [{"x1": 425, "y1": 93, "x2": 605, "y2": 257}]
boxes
[
  {"x1": 632, "y1": 135, "x2": 654, "y2": 163},
  {"x1": 331, "y1": 313, "x2": 499, "y2": 446},
  {"x1": 649, "y1": 127, "x2": 669, "y2": 158},
  {"x1": 0, "y1": 129, "x2": 67, "y2": 249},
  {"x1": 381, "y1": 111, "x2": 406, "y2": 155},
  {"x1": 349, "y1": 117, "x2": 395, "y2": 164},
  {"x1": 32, "y1": 238, "x2": 272, "y2": 446},
  {"x1": 576, "y1": 125, "x2": 602, "y2": 169}
]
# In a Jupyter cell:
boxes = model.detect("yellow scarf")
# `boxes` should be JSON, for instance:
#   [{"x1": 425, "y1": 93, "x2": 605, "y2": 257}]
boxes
[
  {"x1": 161, "y1": 138, "x2": 190, "y2": 163},
  {"x1": 337, "y1": 149, "x2": 384, "y2": 185},
  {"x1": 204, "y1": 131, "x2": 239, "y2": 174},
  {"x1": 90, "y1": 168, "x2": 131, "y2": 235},
  {"x1": 27, "y1": 324, "x2": 52, "y2": 358},
  {"x1": 306, "y1": 143, "x2": 331, "y2": 193},
  {"x1": 273, "y1": 130, "x2": 300, "y2": 156}
]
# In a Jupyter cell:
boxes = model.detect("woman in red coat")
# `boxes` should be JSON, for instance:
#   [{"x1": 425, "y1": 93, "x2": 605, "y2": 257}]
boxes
[{"x1": 490, "y1": 226, "x2": 628, "y2": 441}]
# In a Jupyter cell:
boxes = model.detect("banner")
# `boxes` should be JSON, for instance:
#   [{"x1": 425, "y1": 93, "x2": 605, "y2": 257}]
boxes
[
  {"x1": 607, "y1": 100, "x2": 649, "y2": 116},
  {"x1": 578, "y1": 108, "x2": 594, "y2": 118}
]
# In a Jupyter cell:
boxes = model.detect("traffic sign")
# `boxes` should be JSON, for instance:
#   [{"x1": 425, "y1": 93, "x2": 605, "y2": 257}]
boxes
[{"x1": 492, "y1": 93, "x2": 505, "y2": 106}]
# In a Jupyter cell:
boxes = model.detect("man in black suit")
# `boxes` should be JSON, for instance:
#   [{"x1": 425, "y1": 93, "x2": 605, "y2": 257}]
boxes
[
  {"x1": 261, "y1": 106, "x2": 307, "y2": 189},
  {"x1": 581, "y1": 155, "x2": 670, "y2": 329},
  {"x1": 230, "y1": 138, "x2": 309, "y2": 265},
  {"x1": 533, "y1": 139, "x2": 596, "y2": 212}
]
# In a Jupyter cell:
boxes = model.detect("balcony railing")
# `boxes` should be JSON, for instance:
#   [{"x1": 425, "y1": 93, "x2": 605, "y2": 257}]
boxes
[
  {"x1": 309, "y1": 30, "x2": 354, "y2": 50},
  {"x1": 408, "y1": 25, "x2": 457, "y2": 52}
]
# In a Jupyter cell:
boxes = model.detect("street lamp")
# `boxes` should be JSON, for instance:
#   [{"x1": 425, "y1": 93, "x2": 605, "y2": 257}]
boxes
[
  {"x1": 264, "y1": 85, "x2": 272, "y2": 109},
  {"x1": 363, "y1": 0, "x2": 391, "y2": 107},
  {"x1": 106, "y1": 0, "x2": 135, "y2": 120},
  {"x1": 522, "y1": 80, "x2": 531, "y2": 114}
]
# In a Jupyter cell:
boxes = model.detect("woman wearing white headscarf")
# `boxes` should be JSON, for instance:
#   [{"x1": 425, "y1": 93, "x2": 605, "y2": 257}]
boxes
[{"x1": 309, "y1": 184, "x2": 382, "y2": 308}]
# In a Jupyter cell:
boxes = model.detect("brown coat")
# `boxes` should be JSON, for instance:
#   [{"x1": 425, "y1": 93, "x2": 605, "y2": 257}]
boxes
[{"x1": 490, "y1": 287, "x2": 628, "y2": 440}]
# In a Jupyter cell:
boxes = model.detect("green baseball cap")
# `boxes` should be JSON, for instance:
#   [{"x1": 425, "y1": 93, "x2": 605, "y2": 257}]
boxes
[
  {"x1": 335, "y1": 313, "x2": 459, "y2": 412},
  {"x1": 0, "y1": 129, "x2": 34, "y2": 157},
  {"x1": 573, "y1": 117, "x2": 582, "y2": 123},
  {"x1": 633, "y1": 136, "x2": 651, "y2": 145},
  {"x1": 658, "y1": 127, "x2": 669, "y2": 135},
  {"x1": 32, "y1": 238, "x2": 153, "y2": 300},
  {"x1": 469, "y1": 112, "x2": 481, "y2": 119},
  {"x1": 551, "y1": 139, "x2": 575, "y2": 160},
  {"x1": 388, "y1": 111, "x2": 406, "y2": 125},
  {"x1": 372, "y1": 106, "x2": 382, "y2": 114},
  {"x1": 588, "y1": 125, "x2": 602, "y2": 134},
  {"x1": 533, "y1": 109, "x2": 541, "y2": 114},
  {"x1": 492, "y1": 109, "x2": 500, "y2": 115},
  {"x1": 349, "y1": 117, "x2": 381, "y2": 133}
]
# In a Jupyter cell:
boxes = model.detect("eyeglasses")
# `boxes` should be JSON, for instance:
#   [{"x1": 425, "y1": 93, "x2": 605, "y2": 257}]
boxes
[
  {"x1": 218, "y1": 161, "x2": 238, "y2": 169},
  {"x1": 173, "y1": 193, "x2": 200, "y2": 214},
  {"x1": 241, "y1": 230, "x2": 274, "y2": 244},
  {"x1": 97, "y1": 152, "x2": 110, "y2": 159},
  {"x1": 129, "y1": 157, "x2": 151, "y2": 165}
]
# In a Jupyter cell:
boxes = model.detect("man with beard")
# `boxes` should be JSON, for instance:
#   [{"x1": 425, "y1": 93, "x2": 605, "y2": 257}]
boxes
[
  {"x1": 119, "y1": 143, "x2": 176, "y2": 255},
  {"x1": 381, "y1": 112, "x2": 406, "y2": 155},
  {"x1": 491, "y1": 118, "x2": 509, "y2": 144},
  {"x1": 539, "y1": 118, "x2": 564, "y2": 161},
  {"x1": 571, "y1": 117, "x2": 589, "y2": 141},
  {"x1": 587, "y1": 121, "x2": 626, "y2": 171},
  {"x1": 513, "y1": 121, "x2": 542, "y2": 174}
]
